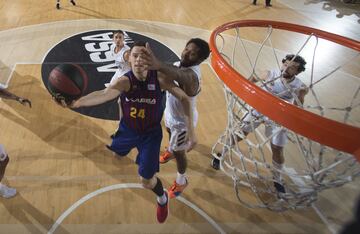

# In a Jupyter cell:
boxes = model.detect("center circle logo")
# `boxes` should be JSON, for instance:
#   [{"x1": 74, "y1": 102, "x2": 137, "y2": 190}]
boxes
[{"x1": 41, "y1": 30, "x2": 179, "y2": 120}]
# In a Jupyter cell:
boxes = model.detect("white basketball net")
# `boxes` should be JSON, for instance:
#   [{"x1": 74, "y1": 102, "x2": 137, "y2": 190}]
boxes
[{"x1": 211, "y1": 24, "x2": 360, "y2": 211}]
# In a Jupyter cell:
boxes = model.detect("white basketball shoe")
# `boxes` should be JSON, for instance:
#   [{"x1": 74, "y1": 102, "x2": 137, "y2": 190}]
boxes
[{"x1": 0, "y1": 184, "x2": 17, "y2": 198}]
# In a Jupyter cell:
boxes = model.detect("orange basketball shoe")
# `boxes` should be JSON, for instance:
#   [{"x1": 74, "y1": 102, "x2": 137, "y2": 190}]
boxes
[
  {"x1": 159, "y1": 149, "x2": 174, "y2": 164},
  {"x1": 168, "y1": 180, "x2": 188, "y2": 199}
]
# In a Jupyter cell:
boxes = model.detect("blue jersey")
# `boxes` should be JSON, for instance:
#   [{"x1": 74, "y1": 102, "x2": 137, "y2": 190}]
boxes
[{"x1": 120, "y1": 70, "x2": 165, "y2": 133}]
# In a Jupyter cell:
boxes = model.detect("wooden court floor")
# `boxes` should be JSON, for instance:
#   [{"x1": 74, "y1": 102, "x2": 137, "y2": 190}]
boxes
[{"x1": 0, "y1": 1, "x2": 359, "y2": 233}]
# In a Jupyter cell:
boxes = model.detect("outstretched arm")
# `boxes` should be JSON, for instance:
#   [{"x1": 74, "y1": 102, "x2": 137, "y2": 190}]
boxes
[
  {"x1": 250, "y1": 70, "x2": 270, "y2": 83},
  {"x1": 70, "y1": 76, "x2": 130, "y2": 108},
  {"x1": 295, "y1": 86, "x2": 309, "y2": 106},
  {"x1": 141, "y1": 43, "x2": 199, "y2": 96},
  {"x1": 159, "y1": 74, "x2": 197, "y2": 151},
  {"x1": 0, "y1": 88, "x2": 32, "y2": 108}
]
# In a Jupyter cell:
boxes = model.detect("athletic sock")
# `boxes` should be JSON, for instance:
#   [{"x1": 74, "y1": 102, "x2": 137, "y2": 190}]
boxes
[
  {"x1": 152, "y1": 177, "x2": 164, "y2": 196},
  {"x1": 176, "y1": 172, "x2": 187, "y2": 185},
  {"x1": 157, "y1": 193, "x2": 167, "y2": 205}
]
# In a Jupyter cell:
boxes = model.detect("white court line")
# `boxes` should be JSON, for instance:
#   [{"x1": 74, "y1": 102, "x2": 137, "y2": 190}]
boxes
[
  {"x1": 312, "y1": 204, "x2": 337, "y2": 234},
  {"x1": 40, "y1": 28, "x2": 180, "y2": 64},
  {"x1": 1, "y1": 62, "x2": 43, "y2": 88},
  {"x1": 176, "y1": 196, "x2": 226, "y2": 234},
  {"x1": 2, "y1": 19, "x2": 350, "y2": 233},
  {"x1": 47, "y1": 183, "x2": 226, "y2": 234},
  {"x1": 0, "y1": 18, "x2": 210, "y2": 35}
]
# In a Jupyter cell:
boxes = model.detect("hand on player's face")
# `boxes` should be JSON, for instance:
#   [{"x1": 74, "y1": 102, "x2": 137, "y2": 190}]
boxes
[
  {"x1": 130, "y1": 51, "x2": 147, "y2": 73},
  {"x1": 138, "y1": 43, "x2": 161, "y2": 70}
]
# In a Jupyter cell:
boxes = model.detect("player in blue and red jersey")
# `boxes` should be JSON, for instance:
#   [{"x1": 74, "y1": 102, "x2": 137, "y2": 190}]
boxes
[
  {"x1": 62, "y1": 41, "x2": 194, "y2": 223},
  {"x1": 140, "y1": 38, "x2": 210, "y2": 199}
]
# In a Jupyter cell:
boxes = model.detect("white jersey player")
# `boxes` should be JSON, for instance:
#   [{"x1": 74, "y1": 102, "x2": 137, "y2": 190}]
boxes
[
  {"x1": 163, "y1": 61, "x2": 201, "y2": 153},
  {"x1": 105, "y1": 30, "x2": 131, "y2": 87},
  {"x1": 242, "y1": 67, "x2": 307, "y2": 147},
  {"x1": 220, "y1": 54, "x2": 308, "y2": 193}
]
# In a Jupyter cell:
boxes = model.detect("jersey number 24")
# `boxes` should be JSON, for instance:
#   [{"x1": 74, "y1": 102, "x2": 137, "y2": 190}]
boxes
[{"x1": 130, "y1": 107, "x2": 145, "y2": 119}]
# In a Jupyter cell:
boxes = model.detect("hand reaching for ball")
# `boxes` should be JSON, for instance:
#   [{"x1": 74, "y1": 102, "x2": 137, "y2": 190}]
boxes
[
  {"x1": 17, "y1": 97, "x2": 32, "y2": 108},
  {"x1": 52, "y1": 93, "x2": 79, "y2": 108},
  {"x1": 48, "y1": 63, "x2": 88, "y2": 107}
]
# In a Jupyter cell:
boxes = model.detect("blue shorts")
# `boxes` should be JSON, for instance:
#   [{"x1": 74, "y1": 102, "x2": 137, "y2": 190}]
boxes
[{"x1": 107, "y1": 121, "x2": 163, "y2": 179}]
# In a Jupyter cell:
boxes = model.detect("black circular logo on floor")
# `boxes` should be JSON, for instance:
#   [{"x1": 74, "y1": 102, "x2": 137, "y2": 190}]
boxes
[{"x1": 41, "y1": 30, "x2": 179, "y2": 120}]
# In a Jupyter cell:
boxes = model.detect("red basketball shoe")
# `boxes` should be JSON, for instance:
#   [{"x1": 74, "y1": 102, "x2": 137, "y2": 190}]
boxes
[{"x1": 156, "y1": 191, "x2": 169, "y2": 223}]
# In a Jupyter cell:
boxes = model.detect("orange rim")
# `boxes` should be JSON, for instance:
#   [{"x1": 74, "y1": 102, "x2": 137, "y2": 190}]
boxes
[{"x1": 209, "y1": 20, "x2": 360, "y2": 160}]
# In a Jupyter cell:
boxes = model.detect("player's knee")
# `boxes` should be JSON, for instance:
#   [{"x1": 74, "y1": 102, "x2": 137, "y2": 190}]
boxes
[
  {"x1": 140, "y1": 176, "x2": 156, "y2": 189},
  {"x1": 173, "y1": 150, "x2": 185, "y2": 159}
]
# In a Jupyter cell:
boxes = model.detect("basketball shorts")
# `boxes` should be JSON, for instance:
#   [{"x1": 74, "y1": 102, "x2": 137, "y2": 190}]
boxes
[
  {"x1": 107, "y1": 121, "x2": 163, "y2": 179},
  {"x1": 0, "y1": 144, "x2": 8, "y2": 162},
  {"x1": 164, "y1": 113, "x2": 198, "y2": 152},
  {"x1": 241, "y1": 110, "x2": 287, "y2": 147},
  {"x1": 167, "y1": 123, "x2": 188, "y2": 152}
]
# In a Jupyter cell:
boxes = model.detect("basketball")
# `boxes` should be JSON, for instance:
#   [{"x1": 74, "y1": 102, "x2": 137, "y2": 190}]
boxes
[{"x1": 47, "y1": 64, "x2": 88, "y2": 104}]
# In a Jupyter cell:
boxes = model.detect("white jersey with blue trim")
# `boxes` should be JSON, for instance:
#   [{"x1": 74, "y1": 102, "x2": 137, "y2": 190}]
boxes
[
  {"x1": 110, "y1": 43, "x2": 131, "y2": 72},
  {"x1": 164, "y1": 61, "x2": 201, "y2": 128},
  {"x1": 105, "y1": 44, "x2": 131, "y2": 87}
]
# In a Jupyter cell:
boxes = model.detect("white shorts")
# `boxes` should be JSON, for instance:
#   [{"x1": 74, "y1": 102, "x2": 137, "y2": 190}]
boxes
[
  {"x1": 241, "y1": 110, "x2": 287, "y2": 147},
  {"x1": 0, "y1": 144, "x2": 8, "y2": 161},
  {"x1": 164, "y1": 107, "x2": 198, "y2": 152},
  {"x1": 165, "y1": 121, "x2": 189, "y2": 152}
]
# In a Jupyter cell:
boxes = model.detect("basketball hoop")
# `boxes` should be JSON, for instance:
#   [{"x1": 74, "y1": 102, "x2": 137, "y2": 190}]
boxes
[{"x1": 209, "y1": 20, "x2": 360, "y2": 211}]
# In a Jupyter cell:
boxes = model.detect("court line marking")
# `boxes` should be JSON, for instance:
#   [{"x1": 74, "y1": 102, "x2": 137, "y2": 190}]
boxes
[
  {"x1": 3, "y1": 56, "x2": 339, "y2": 234},
  {"x1": 1, "y1": 62, "x2": 42, "y2": 88},
  {"x1": 0, "y1": 18, "x2": 209, "y2": 34},
  {"x1": 40, "y1": 28, "x2": 180, "y2": 64},
  {"x1": 1, "y1": 19, "x2": 353, "y2": 233},
  {"x1": 312, "y1": 204, "x2": 336, "y2": 234},
  {"x1": 2, "y1": 19, "x2": 358, "y2": 85},
  {"x1": 5, "y1": 60, "x2": 336, "y2": 234},
  {"x1": 47, "y1": 183, "x2": 226, "y2": 234}
]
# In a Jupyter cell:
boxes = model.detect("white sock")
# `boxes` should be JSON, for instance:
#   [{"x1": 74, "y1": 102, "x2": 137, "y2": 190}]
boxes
[
  {"x1": 167, "y1": 146, "x2": 173, "y2": 154},
  {"x1": 176, "y1": 172, "x2": 186, "y2": 185},
  {"x1": 157, "y1": 193, "x2": 167, "y2": 205}
]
